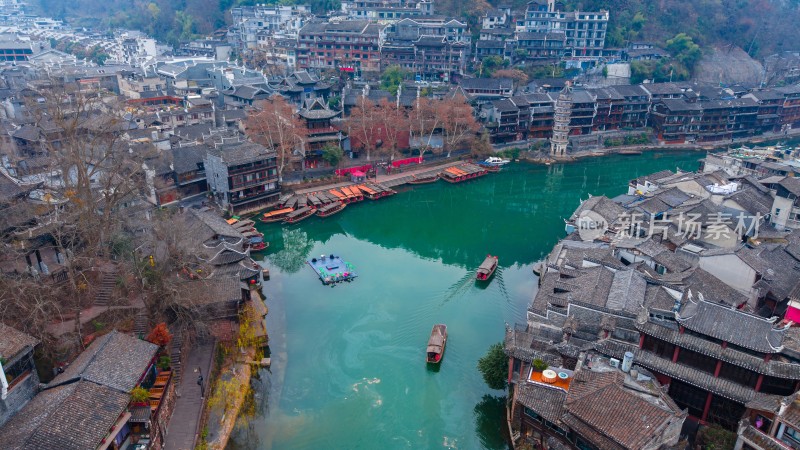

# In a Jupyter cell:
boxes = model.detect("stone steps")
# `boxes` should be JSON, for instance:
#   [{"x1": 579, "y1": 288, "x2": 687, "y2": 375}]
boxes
[{"x1": 93, "y1": 266, "x2": 118, "y2": 307}]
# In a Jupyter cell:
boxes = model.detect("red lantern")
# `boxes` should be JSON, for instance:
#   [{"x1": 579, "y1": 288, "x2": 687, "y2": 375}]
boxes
[{"x1": 250, "y1": 279, "x2": 256, "y2": 284}]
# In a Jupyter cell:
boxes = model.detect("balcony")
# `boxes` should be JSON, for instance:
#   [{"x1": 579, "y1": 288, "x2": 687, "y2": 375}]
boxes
[{"x1": 230, "y1": 175, "x2": 277, "y2": 191}]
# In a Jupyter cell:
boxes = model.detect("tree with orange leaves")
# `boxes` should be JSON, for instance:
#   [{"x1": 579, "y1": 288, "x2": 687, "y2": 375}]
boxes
[
  {"x1": 409, "y1": 97, "x2": 441, "y2": 160},
  {"x1": 245, "y1": 96, "x2": 307, "y2": 182},
  {"x1": 346, "y1": 97, "x2": 381, "y2": 161},
  {"x1": 146, "y1": 322, "x2": 172, "y2": 347},
  {"x1": 438, "y1": 95, "x2": 479, "y2": 157},
  {"x1": 375, "y1": 98, "x2": 409, "y2": 161}
]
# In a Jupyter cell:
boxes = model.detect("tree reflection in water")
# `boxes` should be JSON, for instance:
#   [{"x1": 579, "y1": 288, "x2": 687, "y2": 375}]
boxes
[
  {"x1": 267, "y1": 228, "x2": 315, "y2": 274},
  {"x1": 474, "y1": 394, "x2": 511, "y2": 450}
]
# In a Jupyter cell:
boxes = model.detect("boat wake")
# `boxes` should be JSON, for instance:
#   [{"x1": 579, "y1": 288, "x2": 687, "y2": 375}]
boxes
[{"x1": 438, "y1": 272, "x2": 474, "y2": 306}]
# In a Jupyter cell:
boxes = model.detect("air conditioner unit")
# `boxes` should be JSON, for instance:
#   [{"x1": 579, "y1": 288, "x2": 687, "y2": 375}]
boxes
[{"x1": 609, "y1": 358, "x2": 620, "y2": 368}]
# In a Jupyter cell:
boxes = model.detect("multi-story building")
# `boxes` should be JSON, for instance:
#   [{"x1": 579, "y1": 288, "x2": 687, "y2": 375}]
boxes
[
  {"x1": 229, "y1": 5, "x2": 311, "y2": 50},
  {"x1": 589, "y1": 86, "x2": 624, "y2": 132},
  {"x1": 524, "y1": 0, "x2": 608, "y2": 59},
  {"x1": 513, "y1": 31, "x2": 565, "y2": 60},
  {"x1": 743, "y1": 90, "x2": 784, "y2": 134},
  {"x1": 117, "y1": 72, "x2": 166, "y2": 100},
  {"x1": 505, "y1": 327, "x2": 687, "y2": 450},
  {"x1": 458, "y1": 77, "x2": 513, "y2": 104},
  {"x1": 380, "y1": 17, "x2": 470, "y2": 81},
  {"x1": 776, "y1": 85, "x2": 800, "y2": 130},
  {"x1": 0, "y1": 324, "x2": 39, "y2": 427},
  {"x1": 0, "y1": 38, "x2": 34, "y2": 61},
  {"x1": 614, "y1": 84, "x2": 651, "y2": 129},
  {"x1": 525, "y1": 92, "x2": 555, "y2": 138},
  {"x1": 204, "y1": 137, "x2": 280, "y2": 214},
  {"x1": 298, "y1": 97, "x2": 342, "y2": 169},
  {"x1": 650, "y1": 98, "x2": 702, "y2": 143},
  {"x1": 342, "y1": 0, "x2": 434, "y2": 20},
  {"x1": 483, "y1": 96, "x2": 530, "y2": 143},
  {"x1": 567, "y1": 89, "x2": 594, "y2": 135},
  {"x1": 296, "y1": 20, "x2": 385, "y2": 73}
]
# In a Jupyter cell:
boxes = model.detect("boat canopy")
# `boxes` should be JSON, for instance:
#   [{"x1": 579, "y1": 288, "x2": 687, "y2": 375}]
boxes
[
  {"x1": 478, "y1": 257, "x2": 496, "y2": 274},
  {"x1": 264, "y1": 208, "x2": 293, "y2": 218}
]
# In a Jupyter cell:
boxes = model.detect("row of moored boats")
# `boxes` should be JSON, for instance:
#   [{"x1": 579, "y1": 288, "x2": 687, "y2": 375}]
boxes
[
  {"x1": 226, "y1": 217, "x2": 268, "y2": 251},
  {"x1": 261, "y1": 182, "x2": 397, "y2": 224}
]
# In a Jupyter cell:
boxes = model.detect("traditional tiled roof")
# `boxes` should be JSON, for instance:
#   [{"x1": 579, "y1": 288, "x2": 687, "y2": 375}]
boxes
[
  {"x1": 606, "y1": 269, "x2": 647, "y2": 313},
  {"x1": 569, "y1": 195, "x2": 625, "y2": 225},
  {"x1": 595, "y1": 339, "x2": 784, "y2": 411},
  {"x1": 0, "y1": 170, "x2": 28, "y2": 203},
  {"x1": 459, "y1": 77, "x2": 513, "y2": 91},
  {"x1": 678, "y1": 268, "x2": 748, "y2": 307},
  {"x1": 171, "y1": 145, "x2": 208, "y2": 174},
  {"x1": 207, "y1": 140, "x2": 276, "y2": 166},
  {"x1": 49, "y1": 330, "x2": 158, "y2": 392},
  {"x1": 636, "y1": 319, "x2": 800, "y2": 379},
  {"x1": 677, "y1": 293, "x2": 786, "y2": 352},
  {"x1": 515, "y1": 382, "x2": 566, "y2": 423},
  {"x1": 725, "y1": 188, "x2": 773, "y2": 216},
  {"x1": 190, "y1": 209, "x2": 245, "y2": 241},
  {"x1": 504, "y1": 327, "x2": 562, "y2": 366},
  {"x1": 0, "y1": 323, "x2": 38, "y2": 361},
  {"x1": 738, "y1": 245, "x2": 800, "y2": 301},
  {"x1": 0, "y1": 380, "x2": 130, "y2": 450}
]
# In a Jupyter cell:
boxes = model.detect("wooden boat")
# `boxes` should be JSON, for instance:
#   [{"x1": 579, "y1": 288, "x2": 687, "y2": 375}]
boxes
[
  {"x1": 316, "y1": 201, "x2": 346, "y2": 218},
  {"x1": 408, "y1": 174, "x2": 439, "y2": 185},
  {"x1": 232, "y1": 219, "x2": 256, "y2": 230},
  {"x1": 329, "y1": 189, "x2": 348, "y2": 202},
  {"x1": 261, "y1": 208, "x2": 294, "y2": 223},
  {"x1": 476, "y1": 255, "x2": 499, "y2": 281},
  {"x1": 250, "y1": 241, "x2": 269, "y2": 251},
  {"x1": 426, "y1": 324, "x2": 447, "y2": 364},
  {"x1": 283, "y1": 206, "x2": 316, "y2": 224},
  {"x1": 242, "y1": 230, "x2": 264, "y2": 239}
]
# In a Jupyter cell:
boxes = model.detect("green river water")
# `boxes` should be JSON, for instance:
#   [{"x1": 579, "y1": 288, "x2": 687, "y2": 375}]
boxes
[{"x1": 230, "y1": 151, "x2": 704, "y2": 450}]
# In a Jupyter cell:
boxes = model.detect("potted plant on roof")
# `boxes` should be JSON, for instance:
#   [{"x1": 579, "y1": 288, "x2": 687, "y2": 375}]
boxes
[
  {"x1": 157, "y1": 355, "x2": 171, "y2": 372},
  {"x1": 532, "y1": 358, "x2": 548, "y2": 373},
  {"x1": 131, "y1": 386, "x2": 150, "y2": 406}
]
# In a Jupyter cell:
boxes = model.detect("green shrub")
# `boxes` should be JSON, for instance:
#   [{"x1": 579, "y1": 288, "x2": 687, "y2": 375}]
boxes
[
  {"x1": 130, "y1": 386, "x2": 149, "y2": 403},
  {"x1": 532, "y1": 358, "x2": 548, "y2": 372}
]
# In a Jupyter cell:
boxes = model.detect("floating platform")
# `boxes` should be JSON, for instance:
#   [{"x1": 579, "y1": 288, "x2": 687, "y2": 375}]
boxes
[{"x1": 307, "y1": 254, "x2": 357, "y2": 285}]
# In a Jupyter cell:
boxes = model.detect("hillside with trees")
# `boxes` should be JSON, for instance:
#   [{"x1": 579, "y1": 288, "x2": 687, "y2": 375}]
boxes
[
  {"x1": 32, "y1": 0, "x2": 800, "y2": 58},
  {"x1": 564, "y1": 0, "x2": 800, "y2": 58}
]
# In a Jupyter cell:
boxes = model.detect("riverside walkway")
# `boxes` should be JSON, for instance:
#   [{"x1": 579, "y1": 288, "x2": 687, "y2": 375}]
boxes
[
  {"x1": 291, "y1": 159, "x2": 464, "y2": 195},
  {"x1": 163, "y1": 341, "x2": 215, "y2": 450}
]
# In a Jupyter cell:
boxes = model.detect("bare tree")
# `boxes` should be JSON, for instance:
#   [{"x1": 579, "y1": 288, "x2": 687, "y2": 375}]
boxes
[
  {"x1": 409, "y1": 97, "x2": 441, "y2": 161},
  {"x1": 439, "y1": 96, "x2": 479, "y2": 157},
  {"x1": 19, "y1": 81, "x2": 149, "y2": 322},
  {"x1": 375, "y1": 98, "x2": 408, "y2": 161},
  {"x1": 245, "y1": 96, "x2": 307, "y2": 182},
  {"x1": 346, "y1": 97, "x2": 381, "y2": 161}
]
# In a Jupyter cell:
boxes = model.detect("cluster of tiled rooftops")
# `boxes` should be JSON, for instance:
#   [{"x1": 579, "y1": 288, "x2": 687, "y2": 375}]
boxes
[{"x1": 506, "y1": 166, "x2": 800, "y2": 449}]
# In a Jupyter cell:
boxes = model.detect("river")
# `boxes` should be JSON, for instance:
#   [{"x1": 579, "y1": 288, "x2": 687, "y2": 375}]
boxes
[{"x1": 229, "y1": 151, "x2": 704, "y2": 450}]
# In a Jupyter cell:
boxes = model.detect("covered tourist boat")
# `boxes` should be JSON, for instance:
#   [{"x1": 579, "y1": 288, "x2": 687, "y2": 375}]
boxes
[
  {"x1": 317, "y1": 201, "x2": 346, "y2": 218},
  {"x1": 408, "y1": 174, "x2": 439, "y2": 185},
  {"x1": 232, "y1": 219, "x2": 256, "y2": 231},
  {"x1": 261, "y1": 207, "x2": 294, "y2": 223},
  {"x1": 426, "y1": 324, "x2": 447, "y2": 364},
  {"x1": 283, "y1": 206, "x2": 316, "y2": 224},
  {"x1": 476, "y1": 255, "x2": 499, "y2": 281}
]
